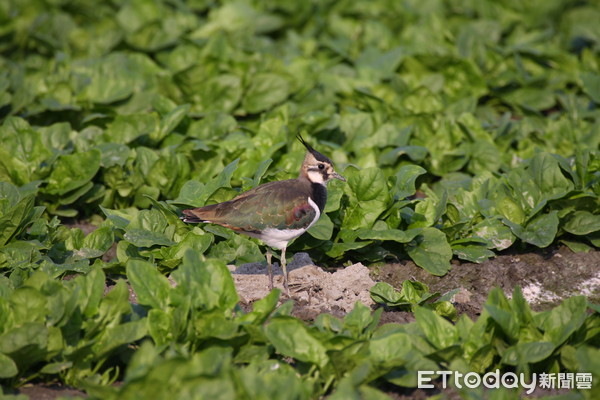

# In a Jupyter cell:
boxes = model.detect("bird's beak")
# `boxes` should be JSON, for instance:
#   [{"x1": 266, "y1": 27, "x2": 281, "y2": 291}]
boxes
[{"x1": 332, "y1": 171, "x2": 346, "y2": 182}]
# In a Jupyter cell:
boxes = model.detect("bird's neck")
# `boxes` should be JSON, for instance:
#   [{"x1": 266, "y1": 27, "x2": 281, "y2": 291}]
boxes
[{"x1": 310, "y1": 182, "x2": 327, "y2": 212}]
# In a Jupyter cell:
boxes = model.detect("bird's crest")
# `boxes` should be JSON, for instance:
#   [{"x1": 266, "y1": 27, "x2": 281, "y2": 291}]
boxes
[{"x1": 296, "y1": 134, "x2": 331, "y2": 163}]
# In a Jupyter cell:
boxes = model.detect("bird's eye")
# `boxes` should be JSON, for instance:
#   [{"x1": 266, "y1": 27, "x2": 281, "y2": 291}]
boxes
[{"x1": 318, "y1": 163, "x2": 325, "y2": 170}]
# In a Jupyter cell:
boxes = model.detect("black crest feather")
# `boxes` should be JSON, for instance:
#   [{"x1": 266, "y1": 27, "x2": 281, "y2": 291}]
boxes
[{"x1": 296, "y1": 134, "x2": 331, "y2": 163}]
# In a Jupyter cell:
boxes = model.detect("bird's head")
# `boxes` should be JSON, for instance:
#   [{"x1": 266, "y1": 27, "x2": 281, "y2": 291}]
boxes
[{"x1": 297, "y1": 135, "x2": 345, "y2": 184}]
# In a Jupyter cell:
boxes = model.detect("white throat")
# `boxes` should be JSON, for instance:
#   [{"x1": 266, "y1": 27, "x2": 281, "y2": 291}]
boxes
[{"x1": 306, "y1": 170, "x2": 326, "y2": 184}]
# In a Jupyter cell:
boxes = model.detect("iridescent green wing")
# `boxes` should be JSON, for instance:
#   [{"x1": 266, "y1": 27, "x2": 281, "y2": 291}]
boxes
[{"x1": 207, "y1": 180, "x2": 317, "y2": 232}]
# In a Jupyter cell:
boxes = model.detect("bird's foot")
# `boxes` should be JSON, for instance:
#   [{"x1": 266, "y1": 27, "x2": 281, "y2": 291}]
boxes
[{"x1": 282, "y1": 279, "x2": 291, "y2": 298}]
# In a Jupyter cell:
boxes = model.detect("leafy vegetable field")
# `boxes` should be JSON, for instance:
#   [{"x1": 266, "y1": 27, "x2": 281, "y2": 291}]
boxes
[{"x1": 1, "y1": 0, "x2": 599, "y2": 398}]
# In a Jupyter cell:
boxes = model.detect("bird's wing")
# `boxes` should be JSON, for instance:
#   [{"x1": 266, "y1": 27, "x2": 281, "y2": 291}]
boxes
[{"x1": 182, "y1": 180, "x2": 318, "y2": 232}]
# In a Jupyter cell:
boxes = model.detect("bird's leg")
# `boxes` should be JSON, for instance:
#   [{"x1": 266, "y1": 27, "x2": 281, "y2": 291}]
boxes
[
  {"x1": 280, "y1": 246, "x2": 290, "y2": 297},
  {"x1": 266, "y1": 248, "x2": 274, "y2": 290}
]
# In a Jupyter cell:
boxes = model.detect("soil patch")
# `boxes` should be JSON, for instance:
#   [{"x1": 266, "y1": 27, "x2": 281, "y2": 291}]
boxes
[
  {"x1": 373, "y1": 246, "x2": 600, "y2": 321},
  {"x1": 12, "y1": 383, "x2": 86, "y2": 399},
  {"x1": 231, "y1": 252, "x2": 375, "y2": 321},
  {"x1": 232, "y1": 246, "x2": 599, "y2": 324}
]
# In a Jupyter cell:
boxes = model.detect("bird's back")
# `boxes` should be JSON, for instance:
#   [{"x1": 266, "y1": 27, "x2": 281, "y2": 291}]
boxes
[{"x1": 182, "y1": 178, "x2": 321, "y2": 233}]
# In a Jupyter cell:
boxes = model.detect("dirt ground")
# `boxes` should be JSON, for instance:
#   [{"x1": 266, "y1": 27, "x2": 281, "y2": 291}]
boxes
[
  {"x1": 234, "y1": 246, "x2": 599, "y2": 324},
  {"x1": 12, "y1": 241, "x2": 599, "y2": 399}
]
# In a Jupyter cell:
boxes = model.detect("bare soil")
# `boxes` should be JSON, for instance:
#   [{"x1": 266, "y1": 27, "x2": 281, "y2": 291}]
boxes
[
  {"x1": 373, "y1": 246, "x2": 599, "y2": 321},
  {"x1": 8, "y1": 383, "x2": 86, "y2": 400},
  {"x1": 233, "y1": 246, "x2": 599, "y2": 324},
  {"x1": 231, "y1": 252, "x2": 375, "y2": 320}
]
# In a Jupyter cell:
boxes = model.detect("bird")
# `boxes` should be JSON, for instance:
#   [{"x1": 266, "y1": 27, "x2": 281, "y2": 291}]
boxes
[{"x1": 181, "y1": 135, "x2": 345, "y2": 295}]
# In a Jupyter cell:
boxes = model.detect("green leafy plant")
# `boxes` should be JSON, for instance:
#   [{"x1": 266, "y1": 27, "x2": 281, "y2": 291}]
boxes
[
  {"x1": 370, "y1": 280, "x2": 458, "y2": 320},
  {"x1": 1, "y1": 0, "x2": 600, "y2": 397},
  {"x1": 1, "y1": 250, "x2": 598, "y2": 398}
]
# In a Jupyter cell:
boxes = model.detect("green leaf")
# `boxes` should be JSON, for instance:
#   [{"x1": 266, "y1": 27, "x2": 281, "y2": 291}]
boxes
[
  {"x1": 57, "y1": 181, "x2": 94, "y2": 205},
  {"x1": 542, "y1": 296, "x2": 588, "y2": 346},
  {"x1": 473, "y1": 219, "x2": 515, "y2": 251},
  {"x1": 484, "y1": 288, "x2": 519, "y2": 340},
  {"x1": 264, "y1": 316, "x2": 329, "y2": 368},
  {"x1": 370, "y1": 282, "x2": 404, "y2": 306},
  {"x1": 502, "y1": 87, "x2": 556, "y2": 111},
  {"x1": 563, "y1": 211, "x2": 600, "y2": 235},
  {"x1": 45, "y1": 149, "x2": 101, "y2": 195},
  {"x1": 560, "y1": 239, "x2": 592, "y2": 253},
  {"x1": 175, "y1": 159, "x2": 239, "y2": 207},
  {"x1": 393, "y1": 164, "x2": 427, "y2": 199},
  {"x1": 343, "y1": 301, "x2": 381, "y2": 338},
  {"x1": 356, "y1": 228, "x2": 421, "y2": 243},
  {"x1": 0, "y1": 182, "x2": 21, "y2": 213},
  {"x1": 76, "y1": 52, "x2": 156, "y2": 104},
  {"x1": 252, "y1": 159, "x2": 272, "y2": 187},
  {"x1": 343, "y1": 167, "x2": 390, "y2": 230},
  {"x1": 0, "y1": 322, "x2": 47, "y2": 359},
  {"x1": 496, "y1": 195, "x2": 526, "y2": 225},
  {"x1": 93, "y1": 319, "x2": 148, "y2": 358},
  {"x1": 127, "y1": 259, "x2": 171, "y2": 310},
  {"x1": 148, "y1": 309, "x2": 174, "y2": 346},
  {"x1": 100, "y1": 206, "x2": 133, "y2": 230},
  {"x1": 74, "y1": 266, "x2": 105, "y2": 318},
  {"x1": 369, "y1": 329, "x2": 411, "y2": 363},
  {"x1": 501, "y1": 342, "x2": 556, "y2": 366},
  {"x1": 96, "y1": 143, "x2": 131, "y2": 168},
  {"x1": 40, "y1": 361, "x2": 73, "y2": 375},
  {"x1": 0, "y1": 353, "x2": 18, "y2": 378},
  {"x1": 78, "y1": 227, "x2": 114, "y2": 259},
  {"x1": 349, "y1": 167, "x2": 387, "y2": 203},
  {"x1": 307, "y1": 213, "x2": 333, "y2": 240},
  {"x1": 406, "y1": 228, "x2": 452, "y2": 275},
  {"x1": 409, "y1": 192, "x2": 447, "y2": 228},
  {"x1": 145, "y1": 197, "x2": 185, "y2": 228},
  {"x1": 198, "y1": 75, "x2": 242, "y2": 113},
  {"x1": 236, "y1": 360, "x2": 312, "y2": 400},
  {"x1": 576, "y1": 346, "x2": 600, "y2": 379},
  {"x1": 401, "y1": 281, "x2": 433, "y2": 304},
  {"x1": 173, "y1": 180, "x2": 206, "y2": 206},
  {"x1": 0, "y1": 192, "x2": 35, "y2": 247},
  {"x1": 153, "y1": 103, "x2": 190, "y2": 142},
  {"x1": 124, "y1": 209, "x2": 176, "y2": 247},
  {"x1": 105, "y1": 113, "x2": 158, "y2": 144},
  {"x1": 243, "y1": 73, "x2": 290, "y2": 114},
  {"x1": 529, "y1": 152, "x2": 574, "y2": 200},
  {"x1": 238, "y1": 289, "x2": 280, "y2": 325},
  {"x1": 452, "y1": 243, "x2": 495, "y2": 263},
  {"x1": 581, "y1": 72, "x2": 600, "y2": 103},
  {"x1": 124, "y1": 228, "x2": 176, "y2": 247},
  {"x1": 505, "y1": 211, "x2": 559, "y2": 248},
  {"x1": 381, "y1": 146, "x2": 429, "y2": 165},
  {"x1": 511, "y1": 286, "x2": 534, "y2": 327},
  {"x1": 172, "y1": 250, "x2": 238, "y2": 311},
  {"x1": 429, "y1": 301, "x2": 458, "y2": 321},
  {"x1": 325, "y1": 241, "x2": 371, "y2": 258},
  {"x1": 161, "y1": 231, "x2": 213, "y2": 260},
  {"x1": 414, "y1": 307, "x2": 457, "y2": 349},
  {"x1": 208, "y1": 233, "x2": 264, "y2": 265}
]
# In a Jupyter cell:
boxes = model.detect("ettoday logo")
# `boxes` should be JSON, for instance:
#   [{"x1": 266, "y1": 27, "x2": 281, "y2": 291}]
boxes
[{"x1": 418, "y1": 370, "x2": 593, "y2": 394}]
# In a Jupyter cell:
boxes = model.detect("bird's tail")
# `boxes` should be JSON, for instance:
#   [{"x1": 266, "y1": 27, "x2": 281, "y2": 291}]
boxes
[{"x1": 181, "y1": 208, "x2": 208, "y2": 223}]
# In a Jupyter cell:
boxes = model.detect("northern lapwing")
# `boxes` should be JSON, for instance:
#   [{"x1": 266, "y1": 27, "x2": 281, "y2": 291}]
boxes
[{"x1": 181, "y1": 135, "x2": 345, "y2": 295}]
